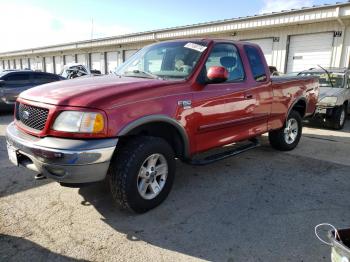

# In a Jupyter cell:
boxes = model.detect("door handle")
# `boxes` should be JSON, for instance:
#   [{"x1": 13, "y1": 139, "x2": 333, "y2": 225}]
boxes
[{"x1": 245, "y1": 94, "x2": 253, "y2": 99}]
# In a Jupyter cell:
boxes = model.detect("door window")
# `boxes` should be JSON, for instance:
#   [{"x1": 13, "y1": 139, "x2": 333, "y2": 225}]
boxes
[
  {"x1": 33, "y1": 73, "x2": 58, "y2": 85},
  {"x1": 205, "y1": 43, "x2": 244, "y2": 82},
  {"x1": 3, "y1": 73, "x2": 30, "y2": 87}
]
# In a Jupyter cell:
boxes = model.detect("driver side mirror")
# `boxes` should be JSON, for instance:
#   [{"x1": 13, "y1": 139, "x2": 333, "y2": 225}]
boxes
[
  {"x1": 0, "y1": 80, "x2": 5, "y2": 87},
  {"x1": 207, "y1": 66, "x2": 228, "y2": 83}
]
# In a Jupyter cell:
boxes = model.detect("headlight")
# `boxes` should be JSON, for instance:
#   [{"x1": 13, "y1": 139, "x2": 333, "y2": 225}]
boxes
[
  {"x1": 52, "y1": 111, "x2": 105, "y2": 133},
  {"x1": 318, "y1": 96, "x2": 337, "y2": 106}
]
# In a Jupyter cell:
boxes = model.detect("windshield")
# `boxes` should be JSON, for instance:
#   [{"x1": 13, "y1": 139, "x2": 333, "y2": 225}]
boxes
[
  {"x1": 298, "y1": 72, "x2": 345, "y2": 88},
  {"x1": 0, "y1": 72, "x2": 9, "y2": 78},
  {"x1": 115, "y1": 41, "x2": 208, "y2": 80}
]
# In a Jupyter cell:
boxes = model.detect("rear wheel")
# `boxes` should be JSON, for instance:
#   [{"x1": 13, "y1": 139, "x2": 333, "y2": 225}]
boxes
[
  {"x1": 108, "y1": 136, "x2": 175, "y2": 213},
  {"x1": 269, "y1": 110, "x2": 302, "y2": 151},
  {"x1": 330, "y1": 105, "x2": 346, "y2": 130}
]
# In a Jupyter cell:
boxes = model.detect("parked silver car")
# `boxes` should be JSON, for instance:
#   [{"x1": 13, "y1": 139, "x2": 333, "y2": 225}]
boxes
[
  {"x1": 299, "y1": 68, "x2": 350, "y2": 129},
  {"x1": 0, "y1": 71, "x2": 65, "y2": 111}
]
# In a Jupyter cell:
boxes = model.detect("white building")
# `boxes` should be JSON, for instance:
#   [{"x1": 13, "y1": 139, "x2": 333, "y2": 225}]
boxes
[{"x1": 1, "y1": 2, "x2": 350, "y2": 74}]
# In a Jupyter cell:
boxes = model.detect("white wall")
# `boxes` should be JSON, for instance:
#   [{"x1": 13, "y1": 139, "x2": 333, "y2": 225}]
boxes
[
  {"x1": 230, "y1": 21, "x2": 345, "y2": 72},
  {"x1": 22, "y1": 58, "x2": 28, "y2": 69}
]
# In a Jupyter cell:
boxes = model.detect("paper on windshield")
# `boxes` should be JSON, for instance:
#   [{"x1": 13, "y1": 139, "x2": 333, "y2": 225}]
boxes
[{"x1": 184, "y1": 43, "x2": 207, "y2": 52}]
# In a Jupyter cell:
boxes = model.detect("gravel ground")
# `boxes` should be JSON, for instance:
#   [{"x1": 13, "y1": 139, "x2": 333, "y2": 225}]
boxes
[{"x1": 1, "y1": 112, "x2": 350, "y2": 262}]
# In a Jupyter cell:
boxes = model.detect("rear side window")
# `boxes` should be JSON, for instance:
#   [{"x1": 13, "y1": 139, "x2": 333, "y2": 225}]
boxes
[
  {"x1": 205, "y1": 43, "x2": 244, "y2": 82},
  {"x1": 244, "y1": 45, "x2": 267, "y2": 82},
  {"x1": 33, "y1": 73, "x2": 58, "y2": 84}
]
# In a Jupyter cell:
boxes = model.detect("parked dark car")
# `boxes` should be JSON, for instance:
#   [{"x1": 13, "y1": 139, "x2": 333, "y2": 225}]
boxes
[{"x1": 0, "y1": 71, "x2": 65, "y2": 111}]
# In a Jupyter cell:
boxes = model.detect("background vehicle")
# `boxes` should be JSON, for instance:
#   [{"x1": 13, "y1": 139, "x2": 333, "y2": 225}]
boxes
[
  {"x1": 298, "y1": 68, "x2": 350, "y2": 129},
  {"x1": 269, "y1": 66, "x2": 282, "y2": 76},
  {"x1": 60, "y1": 63, "x2": 102, "y2": 79},
  {"x1": 0, "y1": 71, "x2": 64, "y2": 109},
  {"x1": 6, "y1": 39, "x2": 319, "y2": 213}
]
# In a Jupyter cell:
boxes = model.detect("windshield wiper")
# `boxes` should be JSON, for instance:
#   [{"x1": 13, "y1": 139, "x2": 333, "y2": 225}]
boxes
[
  {"x1": 317, "y1": 64, "x2": 333, "y2": 88},
  {"x1": 124, "y1": 70, "x2": 162, "y2": 79}
]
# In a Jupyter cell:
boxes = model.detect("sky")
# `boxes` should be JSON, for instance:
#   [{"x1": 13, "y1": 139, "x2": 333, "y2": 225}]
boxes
[{"x1": 0, "y1": 0, "x2": 340, "y2": 52}]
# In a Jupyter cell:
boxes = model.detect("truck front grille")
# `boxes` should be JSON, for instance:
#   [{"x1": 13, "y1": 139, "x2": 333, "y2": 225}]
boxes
[{"x1": 16, "y1": 103, "x2": 49, "y2": 131}]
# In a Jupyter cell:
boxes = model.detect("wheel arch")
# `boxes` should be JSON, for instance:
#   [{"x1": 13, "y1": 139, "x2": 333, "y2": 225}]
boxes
[
  {"x1": 118, "y1": 115, "x2": 190, "y2": 160},
  {"x1": 288, "y1": 97, "x2": 307, "y2": 119}
]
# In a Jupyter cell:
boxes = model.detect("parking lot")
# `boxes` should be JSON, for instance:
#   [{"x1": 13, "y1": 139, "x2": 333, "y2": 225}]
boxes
[{"x1": 0, "y1": 112, "x2": 350, "y2": 261}]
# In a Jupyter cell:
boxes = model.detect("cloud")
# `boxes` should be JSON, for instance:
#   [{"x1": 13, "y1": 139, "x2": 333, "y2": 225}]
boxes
[
  {"x1": 260, "y1": 0, "x2": 314, "y2": 14},
  {"x1": 0, "y1": 3, "x2": 134, "y2": 53}
]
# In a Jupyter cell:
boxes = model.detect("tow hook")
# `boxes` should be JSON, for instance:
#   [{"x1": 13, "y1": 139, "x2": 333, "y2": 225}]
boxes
[{"x1": 34, "y1": 174, "x2": 47, "y2": 180}]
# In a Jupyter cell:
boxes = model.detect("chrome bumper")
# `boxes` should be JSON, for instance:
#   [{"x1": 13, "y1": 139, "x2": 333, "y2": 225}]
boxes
[{"x1": 6, "y1": 122, "x2": 118, "y2": 183}]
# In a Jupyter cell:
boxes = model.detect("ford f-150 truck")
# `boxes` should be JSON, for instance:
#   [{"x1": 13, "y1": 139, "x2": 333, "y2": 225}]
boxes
[{"x1": 6, "y1": 39, "x2": 319, "y2": 213}]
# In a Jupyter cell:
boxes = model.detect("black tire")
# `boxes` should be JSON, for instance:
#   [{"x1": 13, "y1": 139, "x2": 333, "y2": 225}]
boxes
[
  {"x1": 108, "y1": 136, "x2": 175, "y2": 213},
  {"x1": 330, "y1": 105, "x2": 346, "y2": 130},
  {"x1": 268, "y1": 110, "x2": 302, "y2": 151}
]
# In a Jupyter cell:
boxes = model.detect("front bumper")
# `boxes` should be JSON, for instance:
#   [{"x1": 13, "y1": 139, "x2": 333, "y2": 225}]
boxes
[
  {"x1": 6, "y1": 122, "x2": 118, "y2": 183},
  {"x1": 313, "y1": 105, "x2": 336, "y2": 119}
]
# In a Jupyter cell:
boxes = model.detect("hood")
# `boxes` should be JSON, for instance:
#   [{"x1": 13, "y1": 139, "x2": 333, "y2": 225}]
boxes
[
  {"x1": 318, "y1": 87, "x2": 344, "y2": 100},
  {"x1": 19, "y1": 75, "x2": 178, "y2": 109}
]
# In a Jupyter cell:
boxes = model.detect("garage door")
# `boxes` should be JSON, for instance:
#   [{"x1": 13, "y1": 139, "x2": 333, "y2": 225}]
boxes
[
  {"x1": 107, "y1": 52, "x2": 118, "y2": 73},
  {"x1": 245, "y1": 38, "x2": 273, "y2": 65},
  {"x1": 15, "y1": 59, "x2": 21, "y2": 69},
  {"x1": 287, "y1": 32, "x2": 334, "y2": 73},
  {"x1": 10, "y1": 60, "x2": 15, "y2": 69},
  {"x1": 55, "y1": 56, "x2": 63, "y2": 74},
  {"x1": 124, "y1": 49, "x2": 138, "y2": 61},
  {"x1": 65, "y1": 55, "x2": 75, "y2": 65},
  {"x1": 45, "y1": 57, "x2": 54, "y2": 73},
  {"x1": 35, "y1": 58, "x2": 43, "y2": 71},
  {"x1": 77, "y1": 54, "x2": 88, "y2": 66},
  {"x1": 22, "y1": 58, "x2": 29, "y2": 70},
  {"x1": 91, "y1": 53, "x2": 102, "y2": 72}
]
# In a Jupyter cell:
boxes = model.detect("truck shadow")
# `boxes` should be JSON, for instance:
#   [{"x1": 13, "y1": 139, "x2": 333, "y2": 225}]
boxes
[
  {"x1": 1, "y1": 234, "x2": 86, "y2": 262},
  {"x1": 77, "y1": 132, "x2": 350, "y2": 261}
]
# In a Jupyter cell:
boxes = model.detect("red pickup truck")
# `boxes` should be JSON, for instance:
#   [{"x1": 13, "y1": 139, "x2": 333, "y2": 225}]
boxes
[{"x1": 6, "y1": 39, "x2": 319, "y2": 213}]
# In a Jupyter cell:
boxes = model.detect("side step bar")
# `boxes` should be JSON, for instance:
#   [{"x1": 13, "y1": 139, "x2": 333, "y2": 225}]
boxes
[{"x1": 187, "y1": 138, "x2": 260, "y2": 166}]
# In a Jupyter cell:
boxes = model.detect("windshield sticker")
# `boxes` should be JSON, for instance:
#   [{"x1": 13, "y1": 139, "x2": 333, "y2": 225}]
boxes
[{"x1": 184, "y1": 43, "x2": 207, "y2": 52}]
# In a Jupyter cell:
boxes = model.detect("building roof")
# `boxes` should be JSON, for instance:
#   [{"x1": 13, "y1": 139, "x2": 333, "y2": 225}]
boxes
[{"x1": 1, "y1": 1, "x2": 350, "y2": 58}]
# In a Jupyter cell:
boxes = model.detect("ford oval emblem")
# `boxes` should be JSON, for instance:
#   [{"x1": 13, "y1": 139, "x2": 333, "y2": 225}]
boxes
[{"x1": 22, "y1": 111, "x2": 30, "y2": 120}]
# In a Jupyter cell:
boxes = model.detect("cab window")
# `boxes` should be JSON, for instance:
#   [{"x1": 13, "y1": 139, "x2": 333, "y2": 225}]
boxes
[
  {"x1": 244, "y1": 45, "x2": 267, "y2": 82},
  {"x1": 205, "y1": 43, "x2": 244, "y2": 82}
]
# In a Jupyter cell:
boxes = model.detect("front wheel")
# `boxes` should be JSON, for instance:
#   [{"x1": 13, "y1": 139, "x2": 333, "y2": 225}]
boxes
[
  {"x1": 330, "y1": 105, "x2": 346, "y2": 130},
  {"x1": 269, "y1": 110, "x2": 302, "y2": 151},
  {"x1": 108, "y1": 136, "x2": 175, "y2": 213}
]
